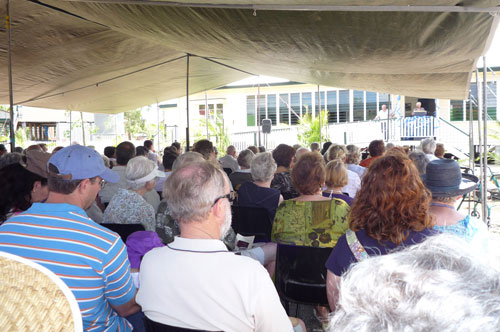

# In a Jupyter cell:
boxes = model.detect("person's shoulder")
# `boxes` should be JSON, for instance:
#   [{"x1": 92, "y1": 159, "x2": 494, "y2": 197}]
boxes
[
  {"x1": 116, "y1": 187, "x2": 132, "y2": 197},
  {"x1": 406, "y1": 227, "x2": 438, "y2": 244},
  {"x1": 347, "y1": 169, "x2": 360, "y2": 179},
  {"x1": 275, "y1": 199, "x2": 296, "y2": 212},
  {"x1": 326, "y1": 233, "x2": 350, "y2": 274},
  {"x1": 351, "y1": 228, "x2": 380, "y2": 248},
  {"x1": 268, "y1": 186, "x2": 280, "y2": 195},
  {"x1": 239, "y1": 181, "x2": 252, "y2": 189},
  {"x1": 21, "y1": 204, "x2": 122, "y2": 243},
  {"x1": 354, "y1": 164, "x2": 366, "y2": 171},
  {"x1": 112, "y1": 165, "x2": 127, "y2": 173},
  {"x1": 273, "y1": 172, "x2": 287, "y2": 180},
  {"x1": 142, "y1": 245, "x2": 168, "y2": 262},
  {"x1": 229, "y1": 251, "x2": 269, "y2": 275},
  {"x1": 465, "y1": 215, "x2": 489, "y2": 234},
  {"x1": 330, "y1": 197, "x2": 351, "y2": 209}
]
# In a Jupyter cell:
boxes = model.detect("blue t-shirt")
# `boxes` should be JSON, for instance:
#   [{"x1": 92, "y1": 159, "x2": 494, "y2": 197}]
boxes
[
  {"x1": 326, "y1": 227, "x2": 436, "y2": 276},
  {"x1": 237, "y1": 182, "x2": 281, "y2": 220},
  {"x1": 433, "y1": 215, "x2": 489, "y2": 253},
  {"x1": 0, "y1": 203, "x2": 136, "y2": 332}
]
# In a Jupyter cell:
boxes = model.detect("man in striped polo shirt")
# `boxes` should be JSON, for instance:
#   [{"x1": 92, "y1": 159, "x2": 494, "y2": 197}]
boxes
[{"x1": 0, "y1": 145, "x2": 140, "y2": 332}]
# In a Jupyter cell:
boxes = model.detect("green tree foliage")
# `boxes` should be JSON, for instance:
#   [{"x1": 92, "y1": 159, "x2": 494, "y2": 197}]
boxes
[
  {"x1": 124, "y1": 109, "x2": 146, "y2": 140},
  {"x1": 298, "y1": 110, "x2": 329, "y2": 146},
  {"x1": 15, "y1": 127, "x2": 30, "y2": 148},
  {"x1": 194, "y1": 115, "x2": 230, "y2": 157}
]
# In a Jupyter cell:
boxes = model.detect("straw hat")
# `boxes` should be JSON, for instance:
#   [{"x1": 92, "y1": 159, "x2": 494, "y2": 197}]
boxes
[{"x1": 0, "y1": 252, "x2": 83, "y2": 332}]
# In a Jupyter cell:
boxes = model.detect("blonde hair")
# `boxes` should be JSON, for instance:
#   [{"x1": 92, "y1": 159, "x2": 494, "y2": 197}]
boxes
[
  {"x1": 326, "y1": 144, "x2": 347, "y2": 162},
  {"x1": 325, "y1": 159, "x2": 348, "y2": 188}
]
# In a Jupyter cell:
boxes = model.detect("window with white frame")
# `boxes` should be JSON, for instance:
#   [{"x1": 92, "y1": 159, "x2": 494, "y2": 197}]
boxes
[{"x1": 245, "y1": 89, "x2": 393, "y2": 127}]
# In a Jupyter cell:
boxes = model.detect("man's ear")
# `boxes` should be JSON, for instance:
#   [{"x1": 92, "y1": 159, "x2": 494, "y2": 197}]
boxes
[
  {"x1": 212, "y1": 199, "x2": 225, "y2": 219},
  {"x1": 78, "y1": 178, "x2": 91, "y2": 193}
]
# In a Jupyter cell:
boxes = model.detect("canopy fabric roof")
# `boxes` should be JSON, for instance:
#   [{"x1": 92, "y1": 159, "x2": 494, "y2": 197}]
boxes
[{"x1": 0, "y1": 1, "x2": 499, "y2": 114}]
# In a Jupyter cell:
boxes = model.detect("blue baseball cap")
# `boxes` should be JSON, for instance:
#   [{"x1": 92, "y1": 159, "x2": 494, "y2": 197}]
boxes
[{"x1": 48, "y1": 145, "x2": 119, "y2": 183}]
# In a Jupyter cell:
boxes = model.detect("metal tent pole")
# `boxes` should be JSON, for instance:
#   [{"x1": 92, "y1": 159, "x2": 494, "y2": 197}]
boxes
[
  {"x1": 69, "y1": 110, "x2": 72, "y2": 143},
  {"x1": 6, "y1": 0, "x2": 15, "y2": 151},
  {"x1": 317, "y1": 85, "x2": 322, "y2": 147},
  {"x1": 468, "y1": 89, "x2": 474, "y2": 214},
  {"x1": 476, "y1": 69, "x2": 481, "y2": 180},
  {"x1": 80, "y1": 112, "x2": 86, "y2": 146},
  {"x1": 114, "y1": 113, "x2": 118, "y2": 145},
  {"x1": 157, "y1": 102, "x2": 160, "y2": 153},
  {"x1": 482, "y1": 57, "x2": 489, "y2": 227},
  {"x1": 386, "y1": 96, "x2": 390, "y2": 142},
  {"x1": 257, "y1": 82, "x2": 261, "y2": 147},
  {"x1": 185, "y1": 54, "x2": 190, "y2": 151},
  {"x1": 469, "y1": 91, "x2": 474, "y2": 172},
  {"x1": 205, "y1": 91, "x2": 209, "y2": 139}
]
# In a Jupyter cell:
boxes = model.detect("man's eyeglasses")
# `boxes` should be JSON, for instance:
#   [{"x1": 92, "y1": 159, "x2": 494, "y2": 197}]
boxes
[
  {"x1": 212, "y1": 193, "x2": 233, "y2": 206},
  {"x1": 98, "y1": 179, "x2": 105, "y2": 187}
]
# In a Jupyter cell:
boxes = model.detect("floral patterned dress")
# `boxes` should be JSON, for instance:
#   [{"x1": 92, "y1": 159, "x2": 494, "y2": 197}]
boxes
[
  {"x1": 103, "y1": 188, "x2": 156, "y2": 231},
  {"x1": 271, "y1": 199, "x2": 350, "y2": 247}
]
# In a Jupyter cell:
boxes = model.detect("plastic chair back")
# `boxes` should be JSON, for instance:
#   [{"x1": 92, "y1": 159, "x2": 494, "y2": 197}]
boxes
[
  {"x1": 144, "y1": 316, "x2": 220, "y2": 332},
  {"x1": 101, "y1": 223, "x2": 145, "y2": 242},
  {"x1": 231, "y1": 206, "x2": 272, "y2": 242},
  {"x1": 222, "y1": 168, "x2": 232, "y2": 176},
  {"x1": 275, "y1": 243, "x2": 332, "y2": 307}
]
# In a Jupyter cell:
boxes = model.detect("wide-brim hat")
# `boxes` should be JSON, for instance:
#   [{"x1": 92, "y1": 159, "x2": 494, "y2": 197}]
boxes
[
  {"x1": 422, "y1": 159, "x2": 478, "y2": 197},
  {"x1": 24, "y1": 150, "x2": 51, "y2": 178}
]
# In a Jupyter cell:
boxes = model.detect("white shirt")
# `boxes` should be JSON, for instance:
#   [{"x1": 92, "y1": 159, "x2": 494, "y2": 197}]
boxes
[
  {"x1": 137, "y1": 237, "x2": 293, "y2": 332},
  {"x1": 148, "y1": 150, "x2": 160, "y2": 165},
  {"x1": 219, "y1": 154, "x2": 240, "y2": 172},
  {"x1": 375, "y1": 109, "x2": 389, "y2": 120},
  {"x1": 154, "y1": 171, "x2": 171, "y2": 192},
  {"x1": 346, "y1": 163, "x2": 366, "y2": 179},
  {"x1": 426, "y1": 154, "x2": 439, "y2": 162},
  {"x1": 231, "y1": 168, "x2": 251, "y2": 174},
  {"x1": 343, "y1": 170, "x2": 361, "y2": 198}
]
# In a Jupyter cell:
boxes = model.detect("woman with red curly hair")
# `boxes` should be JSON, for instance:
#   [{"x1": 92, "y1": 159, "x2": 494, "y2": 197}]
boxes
[{"x1": 325, "y1": 148, "x2": 436, "y2": 311}]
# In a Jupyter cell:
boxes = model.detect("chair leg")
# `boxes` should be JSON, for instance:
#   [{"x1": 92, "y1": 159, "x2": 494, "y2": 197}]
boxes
[{"x1": 283, "y1": 299, "x2": 290, "y2": 315}]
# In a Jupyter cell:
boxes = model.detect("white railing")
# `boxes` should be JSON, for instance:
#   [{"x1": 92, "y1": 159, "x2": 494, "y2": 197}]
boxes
[
  {"x1": 326, "y1": 117, "x2": 435, "y2": 145},
  {"x1": 326, "y1": 121, "x2": 387, "y2": 145},
  {"x1": 399, "y1": 116, "x2": 435, "y2": 138},
  {"x1": 230, "y1": 117, "x2": 441, "y2": 149},
  {"x1": 229, "y1": 127, "x2": 299, "y2": 151}
]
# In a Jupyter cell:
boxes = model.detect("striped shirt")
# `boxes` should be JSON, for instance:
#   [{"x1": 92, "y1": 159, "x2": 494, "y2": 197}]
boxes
[{"x1": 0, "y1": 203, "x2": 136, "y2": 332}]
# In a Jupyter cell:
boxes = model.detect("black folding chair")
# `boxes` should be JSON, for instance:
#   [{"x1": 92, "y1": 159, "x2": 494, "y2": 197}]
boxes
[
  {"x1": 100, "y1": 223, "x2": 145, "y2": 243},
  {"x1": 144, "y1": 316, "x2": 221, "y2": 332},
  {"x1": 222, "y1": 168, "x2": 232, "y2": 177},
  {"x1": 231, "y1": 206, "x2": 272, "y2": 242},
  {"x1": 275, "y1": 243, "x2": 332, "y2": 315}
]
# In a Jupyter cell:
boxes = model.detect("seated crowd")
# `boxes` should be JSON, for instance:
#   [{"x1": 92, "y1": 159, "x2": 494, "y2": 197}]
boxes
[{"x1": 0, "y1": 137, "x2": 494, "y2": 331}]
